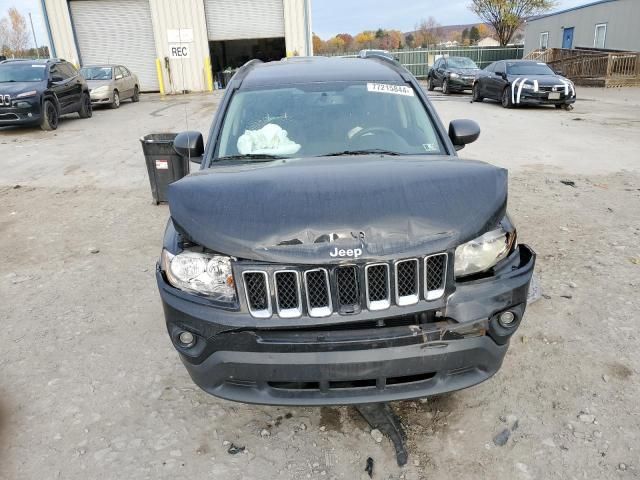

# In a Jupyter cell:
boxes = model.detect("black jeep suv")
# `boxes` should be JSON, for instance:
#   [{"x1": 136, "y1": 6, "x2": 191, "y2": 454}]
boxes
[
  {"x1": 157, "y1": 56, "x2": 536, "y2": 406},
  {"x1": 0, "y1": 58, "x2": 92, "y2": 130},
  {"x1": 427, "y1": 56, "x2": 480, "y2": 94}
]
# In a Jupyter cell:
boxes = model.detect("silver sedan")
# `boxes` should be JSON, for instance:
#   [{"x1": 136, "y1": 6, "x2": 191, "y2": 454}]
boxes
[{"x1": 80, "y1": 65, "x2": 140, "y2": 109}]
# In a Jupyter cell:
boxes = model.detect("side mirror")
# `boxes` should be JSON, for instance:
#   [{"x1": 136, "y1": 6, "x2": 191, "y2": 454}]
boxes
[
  {"x1": 448, "y1": 119, "x2": 480, "y2": 151},
  {"x1": 173, "y1": 131, "x2": 204, "y2": 163}
]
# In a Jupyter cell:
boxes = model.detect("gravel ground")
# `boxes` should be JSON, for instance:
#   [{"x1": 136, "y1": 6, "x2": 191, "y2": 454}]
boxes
[{"x1": 1, "y1": 85, "x2": 639, "y2": 480}]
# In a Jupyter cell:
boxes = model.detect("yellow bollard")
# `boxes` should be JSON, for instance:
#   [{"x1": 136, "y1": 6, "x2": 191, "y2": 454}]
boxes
[
  {"x1": 205, "y1": 56, "x2": 214, "y2": 92},
  {"x1": 155, "y1": 58, "x2": 165, "y2": 95}
]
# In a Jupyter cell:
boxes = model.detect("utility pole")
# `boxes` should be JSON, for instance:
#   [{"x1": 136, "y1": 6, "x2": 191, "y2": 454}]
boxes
[{"x1": 29, "y1": 12, "x2": 40, "y2": 58}]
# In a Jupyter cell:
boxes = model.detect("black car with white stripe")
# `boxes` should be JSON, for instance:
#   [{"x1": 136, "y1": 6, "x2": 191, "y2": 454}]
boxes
[
  {"x1": 157, "y1": 56, "x2": 536, "y2": 406},
  {"x1": 472, "y1": 59, "x2": 576, "y2": 109}
]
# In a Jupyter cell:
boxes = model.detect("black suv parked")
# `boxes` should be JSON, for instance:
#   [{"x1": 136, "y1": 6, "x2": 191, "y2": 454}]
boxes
[
  {"x1": 157, "y1": 56, "x2": 536, "y2": 406},
  {"x1": 0, "y1": 58, "x2": 92, "y2": 130},
  {"x1": 427, "y1": 56, "x2": 480, "y2": 94}
]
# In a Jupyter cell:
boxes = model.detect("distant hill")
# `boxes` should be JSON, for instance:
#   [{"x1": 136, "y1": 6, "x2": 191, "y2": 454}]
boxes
[{"x1": 406, "y1": 22, "x2": 524, "y2": 44}]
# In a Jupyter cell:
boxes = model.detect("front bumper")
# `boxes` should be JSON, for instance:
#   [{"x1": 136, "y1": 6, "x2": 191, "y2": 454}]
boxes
[
  {"x1": 0, "y1": 100, "x2": 41, "y2": 126},
  {"x1": 448, "y1": 76, "x2": 475, "y2": 90},
  {"x1": 517, "y1": 90, "x2": 576, "y2": 106},
  {"x1": 157, "y1": 245, "x2": 535, "y2": 406},
  {"x1": 90, "y1": 91, "x2": 113, "y2": 104}
]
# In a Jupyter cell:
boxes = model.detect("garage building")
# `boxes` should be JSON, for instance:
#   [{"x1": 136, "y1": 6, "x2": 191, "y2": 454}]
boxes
[{"x1": 42, "y1": 0, "x2": 313, "y2": 93}]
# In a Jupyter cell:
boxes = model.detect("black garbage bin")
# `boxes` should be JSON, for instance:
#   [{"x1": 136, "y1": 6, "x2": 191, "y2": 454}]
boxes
[{"x1": 140, "y1": 133, "x2": 189, "y2": 204}]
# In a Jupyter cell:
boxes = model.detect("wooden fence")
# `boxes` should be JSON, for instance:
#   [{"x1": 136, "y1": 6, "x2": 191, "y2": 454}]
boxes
[{"x1": 525, "y1": 48, "x2": 640, "y2": 87}]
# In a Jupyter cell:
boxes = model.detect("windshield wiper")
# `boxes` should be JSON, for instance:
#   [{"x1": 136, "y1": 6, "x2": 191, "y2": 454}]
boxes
[
  {"x1": 216, "y1": 154, "x2": 285, "y2": 162},
  {"x1": 0, "y1": 80, "x2": 17, "y2": 83},
  {"x1": 320, "y1": 149, "x2": 403, "y2": 157}
]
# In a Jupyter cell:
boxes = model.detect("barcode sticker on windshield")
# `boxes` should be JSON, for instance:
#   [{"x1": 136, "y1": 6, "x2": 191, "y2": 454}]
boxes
[{"x1": 367, "y1": 83, "x2": 414, "y2": 96}]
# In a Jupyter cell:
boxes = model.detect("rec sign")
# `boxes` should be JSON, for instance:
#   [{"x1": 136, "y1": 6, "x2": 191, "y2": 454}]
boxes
[{"x1": 169, "y1": 44, "x2": 190, "y2": 59}]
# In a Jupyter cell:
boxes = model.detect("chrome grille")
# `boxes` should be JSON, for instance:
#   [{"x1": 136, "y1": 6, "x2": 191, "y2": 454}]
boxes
[
  {"x1": 365, "y1": 263, "x2": 390, "y2": 311},
  {"x1": 241, "y1": 253, "x2": 449, "y2": 318},
  {"x1": 425, "y1": 254, "x2": 447, "y2": 300},
  {"x1": 395, "y1": 259, "x2": 419, "y2": 306},
  {"x1": 336, "y1": 265, "x2": 360, "y2": 311},
  {"x1": 304, "y1": 268, "x2": 332, "y2": 317},
  {"x1": 274, "y1": 271, "x2": 301, "y2": 318},
  {"x1": 243, "y1": 271, "x2": 271, "y2": 318}
]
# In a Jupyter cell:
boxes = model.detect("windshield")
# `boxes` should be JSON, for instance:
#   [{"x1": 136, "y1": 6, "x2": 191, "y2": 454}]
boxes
[
  {"x1": 0, "y1": 63, "x2": 47, "y2": 82},
  {"x1": 80, "y1": 67, "x2": 112, "y2": 80},
  {"x1": 447, "y1": 57, "x2": 478, "y2": 69},
  {"x1": 506, "y1": 62, "x2": 554, "y2": 75},
  {"x1": 215, "y1": 82, "x2": 443, "y2": 161}
]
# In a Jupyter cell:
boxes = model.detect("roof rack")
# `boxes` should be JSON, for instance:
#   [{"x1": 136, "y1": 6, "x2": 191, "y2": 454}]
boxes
[
  {"x1": 232, "y1": 58, "x2": 263, "y2": 88},
  {"x1": 358, "y1": 52, "x2": 413, "y2": 82}
]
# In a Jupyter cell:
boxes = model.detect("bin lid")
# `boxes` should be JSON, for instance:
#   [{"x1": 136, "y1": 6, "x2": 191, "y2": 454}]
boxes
[{"x1": 140, "y1": 133, "x2": 178, "y2": 144}]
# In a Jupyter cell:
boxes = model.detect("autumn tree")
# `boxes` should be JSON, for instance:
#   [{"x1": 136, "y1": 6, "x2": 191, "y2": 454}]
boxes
[
  {"x1": 312, "y1": 33, "x2": 325, "y2": 54},
  {"x1": 413, "y1": 17, "x2": 442, "y2": 48},
  {"x1": 335, "y1": 33, "x2": 354, "y2": 51},
  {"x1": 0, "y1": 17, "x2": 10, "y2": 56},
  {"x1": 5, "y1": 7, "x2": 30, "y2": 55},
  {"x1": 354, "y1": 31, "x2": 376, "y2": 49},
  {"x1": 469, "y1": 0, "x2": 556, "y2": 46}
]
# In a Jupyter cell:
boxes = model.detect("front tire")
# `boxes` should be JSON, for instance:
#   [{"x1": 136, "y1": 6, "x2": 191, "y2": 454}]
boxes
[
  {"x1": 40, "y1": 100, "x2": 59, "y2": 131},
  {"x1": 501, "y1": 87, "x2": 513, "y2": 108},
  {"x1": 131, "y1": 86, "x2": 140, "y2": 102},
  {"x1": 110, "y1": 90, "x2": 120, "y2": 109},
  {"x1": 427, "y1": 77, "x2": 435, "y2": 91},
  {"x1": 442, "y1": 78, "x2": 450, "y2": 95},
  {"x1": 78, "y1": 93, "x2": 92, "y2": 118},
  {"x1": 472, "y1": 83, "x2": 483, "y2": 102}
]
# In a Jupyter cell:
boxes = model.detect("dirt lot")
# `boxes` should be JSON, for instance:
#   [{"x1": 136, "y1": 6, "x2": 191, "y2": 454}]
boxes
[{"x1": 1, "y1": 85, "x2": 639, "y2": 480}]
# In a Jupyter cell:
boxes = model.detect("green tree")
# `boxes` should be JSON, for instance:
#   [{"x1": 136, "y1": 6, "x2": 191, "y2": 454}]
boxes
[
  {"x1": 375, "y1": 28, "x2": 384, "y2": 39},
  {"x1": 469, "y1": 0, "x2": 556, "y2": 46},
  {"x1": 461, "y1": 28, "x2": 469, "y2": 42},
  {"x1": 469, "y1": 26, "x2": 480, "y2": 44}
]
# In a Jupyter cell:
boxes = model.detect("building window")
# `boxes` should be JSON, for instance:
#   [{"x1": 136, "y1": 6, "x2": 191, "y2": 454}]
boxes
[
  {"x1": 594, "y1": 23, "x2": 607, "y2": 49},
  {"x1": 540, "y1": 32, "x2": 549, "y2": 49}
]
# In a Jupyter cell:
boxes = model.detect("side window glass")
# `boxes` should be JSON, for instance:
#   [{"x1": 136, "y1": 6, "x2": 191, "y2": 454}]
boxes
[
  {"x1": 485, "y1": 63, "x2": 495, "y2": 73},
  {"x1": 65, "y1": 63, "x2": 78, "y2": 78},
  {"x1": 50, "y1": 64, "x2": 62, "y2": 81},
  {"x1": 122, "y1": 67, "x2": 131, "y2": 77},
  {"x1": 115, "y1": 67, "x2": 123, "y2": 78}
]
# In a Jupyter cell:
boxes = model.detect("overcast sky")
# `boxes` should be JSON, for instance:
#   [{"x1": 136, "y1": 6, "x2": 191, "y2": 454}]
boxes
[
  {"x1": 312, "y1": 0, "x2": 592, "y2": 38},
  {"x1": 1, "y1": 0, "x2": 593, "y2": 51}
]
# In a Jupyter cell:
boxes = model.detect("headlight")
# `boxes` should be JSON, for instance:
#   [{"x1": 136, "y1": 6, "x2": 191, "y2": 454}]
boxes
[
  {"x1": 454, "y1": 226, "x2": 515, "y2": 278},
  {"x1": 449, "y1": 73, "x2": 460, "y2": 79},
  {"x1": 521, "y1": 82, "x2": 534, "y2": 90},
  {"x1": 91, "y1": 86, "x2": 109, "y2": 94},
  {"x1": 161, "y1": 248, "x2": 236, "y2": 301},
  {"x1": 16, "y1": 90, "x2": 37, "y2": 99}
]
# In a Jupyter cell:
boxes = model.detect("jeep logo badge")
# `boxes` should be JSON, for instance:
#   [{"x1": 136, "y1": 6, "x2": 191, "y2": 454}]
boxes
[
  {"x1": 329, "y1": 247, "x2": 362, "y2": 259},
  {"x1": 1, "y1": 94, "x2": 10, "y2": 106}
]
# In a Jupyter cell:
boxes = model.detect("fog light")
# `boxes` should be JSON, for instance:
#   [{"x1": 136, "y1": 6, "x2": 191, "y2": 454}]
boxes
[
  {"x1": 498, "y1": 311, "x2": 516, "y2": 327},
  {"x1": 178, "y1": 331, "x2": 195, "y2": 347}
]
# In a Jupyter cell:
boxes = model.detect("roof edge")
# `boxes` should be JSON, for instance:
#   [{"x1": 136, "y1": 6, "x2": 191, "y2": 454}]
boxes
[{"x1": 527, "y1": 0, "x2": 618, "y2": 22}]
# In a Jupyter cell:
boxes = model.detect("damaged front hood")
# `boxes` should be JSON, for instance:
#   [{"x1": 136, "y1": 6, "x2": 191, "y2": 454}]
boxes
[{"x1": 168, "y1": 156, "x2": 508, "y2": 264}]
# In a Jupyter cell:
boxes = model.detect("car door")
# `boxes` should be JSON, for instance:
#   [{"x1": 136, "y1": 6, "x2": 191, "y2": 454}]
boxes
[
  {"x1": 62, "y1": 62, "x2": 84, "y2": 109},
  {"x1": 476, "y1": 62, "x2": 493, "y2": 96},
  {"x1": 115, "y1": 66, "x2": 129, "y2": 98},
  {"x1": 122, "y1": 66, "x2": 135, "y2": 97},
  {"x1": 435, "y1": 58, "x2": 447, "y2": 86},
  {"x1": 48, "y1": 63, "x2": 75, "y2": 113},
  {"x1": 488, "y1": 61, "x2": 507, "y2": 99}
]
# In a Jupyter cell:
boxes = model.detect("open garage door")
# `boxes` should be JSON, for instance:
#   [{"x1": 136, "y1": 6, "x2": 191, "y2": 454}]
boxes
[
  {"x1": 204, "y1": 0, "x2": 285, "y2": 41},
  {"x1": 69, "y1": 0, "x2": 159, "y2": 91}
]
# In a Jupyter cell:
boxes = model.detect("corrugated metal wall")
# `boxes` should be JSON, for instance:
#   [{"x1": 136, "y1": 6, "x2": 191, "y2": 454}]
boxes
[
  {"x1": 204, "y1": 0, "x2": 285, "y2": 41},
  {"x1": 70, "y1": 0, "x2": 159, "y2": 91},
  {"x1": 42, "y1": 0, "x2": 312, "y2": 92},
  {"x1": 149, "y1": 0, "x2": 210, "y2": 93}
]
